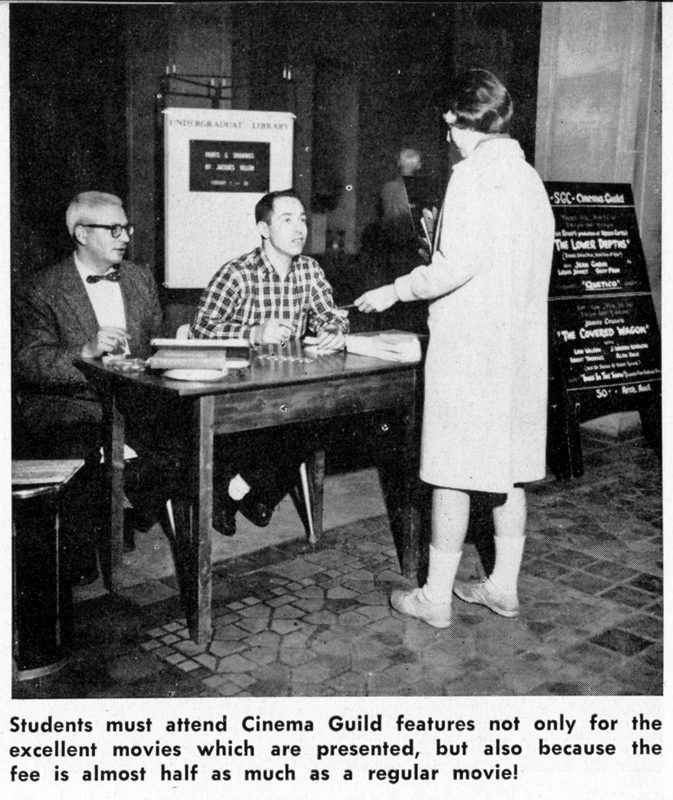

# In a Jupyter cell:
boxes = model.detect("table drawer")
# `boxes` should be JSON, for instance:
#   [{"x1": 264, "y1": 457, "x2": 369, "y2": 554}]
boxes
[{"x1": 212, "y1": 371, "x2": 416, "y2": 433}]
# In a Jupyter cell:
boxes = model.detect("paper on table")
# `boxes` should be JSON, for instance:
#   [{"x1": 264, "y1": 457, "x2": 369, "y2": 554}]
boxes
[
  {"x1": 12, "y1": 459, "x2": 85, "y2": 486},
  {"x1": 345, "y1": 331, "x2": 422, "y2": 362}
]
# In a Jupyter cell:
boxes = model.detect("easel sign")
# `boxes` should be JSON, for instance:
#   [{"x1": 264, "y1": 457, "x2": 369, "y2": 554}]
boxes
[
  {"x1": 545, "y1": 182, "x2": 661, "y2": 479},
  {"x1": 163, "y1": 108, "x2": 295, "y2": 289}
]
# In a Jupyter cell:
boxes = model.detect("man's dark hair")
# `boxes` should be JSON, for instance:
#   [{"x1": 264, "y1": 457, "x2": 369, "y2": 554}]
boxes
[{"x1": 255, "y1": 188, "x2": 304, "y2": 224}]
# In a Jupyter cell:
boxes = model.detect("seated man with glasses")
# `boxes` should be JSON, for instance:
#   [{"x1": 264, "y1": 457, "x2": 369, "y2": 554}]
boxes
[{"x1": 13, "y1": 190, "x2": 174, "y2": 585}]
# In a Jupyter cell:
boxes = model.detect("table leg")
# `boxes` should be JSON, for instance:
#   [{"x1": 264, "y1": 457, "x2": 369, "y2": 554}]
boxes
[
  {"x1": 102, "y1": 391, "x2": 125, "y2": 591},
  {"x1": 399, "y1": 398, "x2": 421, "y2": 579},
  {"x1": 173, "y1": 397, "x2": 214, "y2": 645},
  {"x1": 304, "y1": 448, "x2": 325, "y2": 544}
]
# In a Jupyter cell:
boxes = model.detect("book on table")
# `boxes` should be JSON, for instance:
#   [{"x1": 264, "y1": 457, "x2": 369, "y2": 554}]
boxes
[{"x1": 148, "y1": 338, "x2": 251, "y2": 370}]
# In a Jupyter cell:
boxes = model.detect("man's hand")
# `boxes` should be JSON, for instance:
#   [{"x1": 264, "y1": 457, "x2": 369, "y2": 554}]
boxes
[
  {"x1": 251, "y1": 319, "x2": 293, "y2": 346},
  {"x1": 354, "y1": 284, "x2": 399, "y2": 313},
  {"x1": 81, "y1": 326, "x2": 128, "y2": 359},
  {"x1": 315, "y1": 326, "x2": 346, "y2": 351}
]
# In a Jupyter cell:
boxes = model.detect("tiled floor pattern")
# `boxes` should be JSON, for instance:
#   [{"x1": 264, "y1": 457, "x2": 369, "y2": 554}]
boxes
[{"x1": 14, "y1": 432, "x2": 662, "y2": 698}]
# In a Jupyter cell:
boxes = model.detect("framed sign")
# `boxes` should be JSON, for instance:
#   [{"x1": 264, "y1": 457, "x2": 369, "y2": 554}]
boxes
[{"x1": 163, "y1": 108, "x2": 294, "y2": 289}]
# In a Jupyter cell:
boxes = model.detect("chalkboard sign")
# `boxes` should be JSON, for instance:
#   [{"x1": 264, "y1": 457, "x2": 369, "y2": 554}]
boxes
[
  {"x1": 550, "y1": 295, "x2": 660, "y2": 400},
  {"x1": 547, "y1": 183, "x2": 651, "y2": 297},
  {"x1": 545, "y1": 182, "x2": 661, "y2": 479}
]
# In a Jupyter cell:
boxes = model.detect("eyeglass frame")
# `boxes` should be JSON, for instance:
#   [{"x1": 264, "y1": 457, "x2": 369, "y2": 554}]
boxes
[{"x1": 80, "y1": 223, "x2": 134, "y2": 238}]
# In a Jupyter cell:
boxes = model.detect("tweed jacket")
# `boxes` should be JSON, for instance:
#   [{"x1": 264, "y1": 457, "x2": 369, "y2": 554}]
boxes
[{"x1": 14, "y1": 255, "x2": 163, "y2": 419}]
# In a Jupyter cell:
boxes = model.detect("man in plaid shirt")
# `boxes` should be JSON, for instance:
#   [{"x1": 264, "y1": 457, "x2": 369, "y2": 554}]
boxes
[
  {"x1": 190, "y1": 188, "x2": 349, "y2": 535},
  {"x1": 191, "y1": 189, "x2": 348, "y2": 347}
]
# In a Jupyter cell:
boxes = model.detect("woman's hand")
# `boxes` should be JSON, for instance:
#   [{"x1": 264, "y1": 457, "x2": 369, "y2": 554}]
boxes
[{"x1": 354, "y1": 285, "x2": 399, "y2": 313}]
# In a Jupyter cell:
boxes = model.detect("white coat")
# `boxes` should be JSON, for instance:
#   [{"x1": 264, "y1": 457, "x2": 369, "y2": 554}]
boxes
[{"x1": 394, "y1": 137, "x2": 555, "y2": 493}]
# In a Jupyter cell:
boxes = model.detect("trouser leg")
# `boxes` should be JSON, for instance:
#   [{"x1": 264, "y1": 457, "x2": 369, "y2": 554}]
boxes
[{"x1": 223, "y1": 426, "x2": 313, "y2": 504}]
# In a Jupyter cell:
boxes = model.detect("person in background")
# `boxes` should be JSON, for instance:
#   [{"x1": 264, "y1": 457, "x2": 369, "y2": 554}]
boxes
[
  {"x1": 355, "y1": 69, "x2": 555, "y2": 627},
  {"x1": 190, "y1": 188, "x2": 349, "y2": 537},
  {"x1": 378, "y1": 146, "x2": 438, "y2": 333},
  {"x1": 13, "y1": 191, "x2": 172, "y2": 585},
  {"x1": 380, "y1": 146, "x2": 437, "y2": 269}
]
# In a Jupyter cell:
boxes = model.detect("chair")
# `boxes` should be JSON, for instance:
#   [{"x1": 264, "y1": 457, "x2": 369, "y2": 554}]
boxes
[{"x1": 171, "y1": 323, "x2": 319, "y2": 542}]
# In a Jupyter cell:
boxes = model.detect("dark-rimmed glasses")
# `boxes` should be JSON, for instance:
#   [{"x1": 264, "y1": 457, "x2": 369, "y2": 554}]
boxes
[{"x1": 81, "y1": 223, "x2": 134, "y2": 238}]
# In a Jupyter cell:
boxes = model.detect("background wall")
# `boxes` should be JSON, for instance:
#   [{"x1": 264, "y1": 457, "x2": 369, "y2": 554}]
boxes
[
  {"x1": 536, "y1": 1, "x2": 662, "y2": 319},
  {"x1": 535, "y1": 1, "x2": 662, "y2": 435},
  {"x1": 10, "y1": 3, "x2": 541, "y2": 284},
  {"x1": 10, "y1": 3, "x2": 128, "y2": 284},
  {"x1": 10, "y1": 2, "x2": 661, "y2": 329}
]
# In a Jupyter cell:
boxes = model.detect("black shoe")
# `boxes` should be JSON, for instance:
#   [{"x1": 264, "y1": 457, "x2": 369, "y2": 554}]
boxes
[
  {"x1": 239, "y1": 489, "x2": 275, "y2": 527},
  {"x1": 123, "y1": 508, "x2": 161, "y2": 551},
  {"x1": 212, "y1": 495, "x2": 238, "y2": 537}
]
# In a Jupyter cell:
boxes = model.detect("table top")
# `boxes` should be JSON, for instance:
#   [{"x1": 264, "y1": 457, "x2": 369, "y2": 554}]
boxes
[{"x1": 75, "y1": 336, "x2": 421, "y2": 398}]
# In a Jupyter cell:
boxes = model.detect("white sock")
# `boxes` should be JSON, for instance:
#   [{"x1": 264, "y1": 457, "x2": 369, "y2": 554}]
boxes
[
  {"x1": 228, "y1": 474, "x2": 251, "y2": 501},
  {"x1": 422, "y1": 545, "x2": 462, "y2": 604},
  {"x1": 488, "y1": 535, "x2": 526, "y2": 595}
]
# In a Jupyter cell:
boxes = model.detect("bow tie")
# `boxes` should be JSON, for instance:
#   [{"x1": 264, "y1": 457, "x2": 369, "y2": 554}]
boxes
[{"x1": 87, "y1": 270, "x2": 120, "y2": 284}]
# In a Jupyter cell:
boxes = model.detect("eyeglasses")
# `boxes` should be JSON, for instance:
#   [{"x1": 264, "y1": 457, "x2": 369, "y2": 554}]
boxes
[{"x1": 81, "y1": 223, "x2": 134, "y2": 238}]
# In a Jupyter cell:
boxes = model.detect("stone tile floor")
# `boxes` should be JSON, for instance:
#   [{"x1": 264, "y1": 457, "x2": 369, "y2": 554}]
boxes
[{"x1": 13, "y1": 430, "x2": 663, "y2": 698}]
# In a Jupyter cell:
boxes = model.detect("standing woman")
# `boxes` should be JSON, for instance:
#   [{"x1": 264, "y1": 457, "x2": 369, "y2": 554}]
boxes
[{"x1": 355, "y1": 69, "x2": 555, "y2": 627}]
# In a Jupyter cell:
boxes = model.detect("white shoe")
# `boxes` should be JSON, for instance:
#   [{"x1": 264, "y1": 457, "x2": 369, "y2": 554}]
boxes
[
  {"x1": 390, "y1": 587, "x2": 452, "y2": 628},
  {"x1": 453, "y1": 579, "x2": 519, "y2": 617}
]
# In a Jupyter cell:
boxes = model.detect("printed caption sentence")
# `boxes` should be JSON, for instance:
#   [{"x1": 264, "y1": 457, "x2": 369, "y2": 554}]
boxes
[{"x1": 7, "y1": 711, "x2": 663, "y2": 786}]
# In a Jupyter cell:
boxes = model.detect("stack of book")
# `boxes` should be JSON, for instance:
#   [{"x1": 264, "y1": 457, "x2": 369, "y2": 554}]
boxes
[
  {"x1": 345, "y1": 331, "x2": 422, "y2": 362},
  {"x1": 147, "y1": 338, "x2": 251, "y2": 371}
]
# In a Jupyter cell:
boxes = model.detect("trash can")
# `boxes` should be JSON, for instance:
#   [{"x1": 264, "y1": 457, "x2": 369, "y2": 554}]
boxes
[{"x1": 12, "y1": 480, "x2": 75, "y2": 681}]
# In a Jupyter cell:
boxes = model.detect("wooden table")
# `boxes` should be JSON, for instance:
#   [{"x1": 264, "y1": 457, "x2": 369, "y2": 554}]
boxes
[{"x1": 77, "y1": 340, "x2": 422, "y2": 644}]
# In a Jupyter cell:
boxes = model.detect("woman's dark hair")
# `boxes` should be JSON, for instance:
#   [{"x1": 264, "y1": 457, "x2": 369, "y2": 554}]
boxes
[{"x1": 447, "y1": 69, "x2": 513, "y2": 134}]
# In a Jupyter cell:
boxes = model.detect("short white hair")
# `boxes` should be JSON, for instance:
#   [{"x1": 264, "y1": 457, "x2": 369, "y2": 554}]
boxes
[
  {"x1": 65, "y1": 191, "x2": 124, "y2": 236},
  {"x1": 398, "y1": 148, "x2": 421, "y2": 169}
]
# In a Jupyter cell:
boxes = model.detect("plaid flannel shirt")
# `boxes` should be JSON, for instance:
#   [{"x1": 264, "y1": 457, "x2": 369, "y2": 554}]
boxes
[{"x1": 190, "y1": 247, "x2": 349, "y2": 341}]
